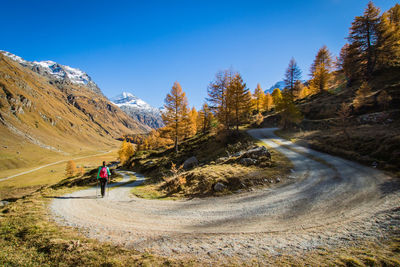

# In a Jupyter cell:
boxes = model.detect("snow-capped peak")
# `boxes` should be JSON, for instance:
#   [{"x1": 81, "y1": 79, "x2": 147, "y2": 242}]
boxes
[
  {"x1": 0, "y1": 50, "x2": 27, "y2": 64},
  {"x1": 0, "y1": 50, "x2": 100, "y2": 93},
  {"x1": 111, "y1": 92, "x2": 165, "y2": 128},
  {"x1": 111, "y1": 91, "x2": 156, "y2": 112}
]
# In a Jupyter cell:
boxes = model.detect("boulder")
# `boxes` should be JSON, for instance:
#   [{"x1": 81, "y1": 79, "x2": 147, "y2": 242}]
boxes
[
  {"x1": 183, "y1": 156, "x2": 198, "y2": 170},
  {"x1": 213, "y1": 182, "x2": 226, "y2": 192},
  {"x1": 243, "y1": 146, "x2": 271, "y2": 160},
  {"x1": 239, "y1": 158, "x2": 257, "y2": 166}
]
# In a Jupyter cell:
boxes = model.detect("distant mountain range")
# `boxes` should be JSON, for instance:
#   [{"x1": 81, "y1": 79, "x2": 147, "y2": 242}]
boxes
[
  {"x1": 265, "y1": 81, "x2": 285, "y2": 94},
  {"x1": 0, "y1": 50, "x2": 150, "y2": 158},
  {"x1": 111, "y1": 92, "x2": 164, "y2": 129}
]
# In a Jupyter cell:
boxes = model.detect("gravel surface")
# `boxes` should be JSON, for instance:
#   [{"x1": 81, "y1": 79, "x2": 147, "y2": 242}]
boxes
[{"x1": 50, "y1": 128, "x2": 400, "y2": 261}]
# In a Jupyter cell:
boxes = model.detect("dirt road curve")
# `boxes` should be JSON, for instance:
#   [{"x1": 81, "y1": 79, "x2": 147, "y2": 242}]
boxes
[{"x1": 50, "y1": 128, "x2": 400, "y2": 259}]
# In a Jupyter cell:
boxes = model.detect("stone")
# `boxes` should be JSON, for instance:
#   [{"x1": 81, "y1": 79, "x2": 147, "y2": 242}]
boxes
[
  {"x1": 232, "y1": 151, "x2": 244, "y2": 157},
  {"x1": 183, "y1": 156, "x2": 198, "y2": 170},
  {"x1": 213, "y1": 182, "x2": 226, "y2": 192},
  {"x1": 216, "y1": 157, "x2": 228, "y2": 164},
  {"x1": 243, "y1": 146, "x2": 271, "y2": 160},
  {"x1": 239, "y1": 158, "x2": 257, "y2": 166},
  {"x1": 0, "y1": 201, "x2": 10, "y2": 207},
  {"x1": 276, "y1": 178, "x2": 281, "y2": 183}
]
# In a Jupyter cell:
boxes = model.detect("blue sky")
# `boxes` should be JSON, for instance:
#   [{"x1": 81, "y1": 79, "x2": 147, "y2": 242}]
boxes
[{"x1": 1, "y1": 0, "x2": 398, "y2": 109}]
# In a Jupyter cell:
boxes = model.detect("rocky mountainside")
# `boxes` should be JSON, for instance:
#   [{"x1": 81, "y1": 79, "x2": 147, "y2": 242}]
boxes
[
  {"x1": 0, "y1": 51, "x2": 150, "y2": 162},
  {"x1": 111, "y1": 92, "x2": 164, "y2": 129}
]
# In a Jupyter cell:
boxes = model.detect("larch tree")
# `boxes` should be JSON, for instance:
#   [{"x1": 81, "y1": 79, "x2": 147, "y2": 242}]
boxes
[
  {"x1": 162, "y1": 81, "x2": 189, "y2": 152},
  {"x1": 207, "y1": 70, "x2": 232, "y2": 130},
  {"x1": 253, "y1": 83, "x2": 265, "y2": 113},
  {"x1": 118, "y1": 140, "x2": 135, "y2": 165},
  {"x1": 65, "y1": 160, "x2": 77, "y2": 177},
  {"x1": 346, "y1": 1, "x2": 382, "y2": 79},
  {"x1": 336, "y1": 103, "x2": 351, "y2": 140},
  {"x1": 228, "y1": 73, "x2": 251, "y2": 131},
  {"x1": 198, "y1": 103, "x2": 213, "y2": 134},
  {"x1": 353, "y1": 81, "x2": 372, "y2": 110},
  {"x1": 309, "y1": 45, "x2": 333, "y2": 92},
  {"x1": 275, "y1": 92, "x2": 303, "y2": 129},
  {"x1": 378, "y1": 4, "x2": 400, "y2": 69},
  {"x1": 284, "y1": 57, "x2": 302, "y2": 93},
  {"x1": 187, "y1": 107, "x2": 198, "y2": 137},
  {"x1": 271, "y1": 88, "x2": 283, "y2": 107},
  {"x1": 264, "y1": 92, "x2": 274, "y2": 111}
]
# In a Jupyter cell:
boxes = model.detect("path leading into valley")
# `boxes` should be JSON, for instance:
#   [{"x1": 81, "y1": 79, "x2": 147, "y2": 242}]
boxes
[
  {"x1": 50, "y1": 128, "x2": 400, "y2": 260},
  {"x1": 0, "y1": 150, "x2": 112, "y2": 182}
]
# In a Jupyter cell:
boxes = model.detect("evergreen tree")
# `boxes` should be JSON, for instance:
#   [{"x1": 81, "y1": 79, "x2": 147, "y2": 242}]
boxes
[
  {"x1": 309, "y1": 45, "x2": 333, "y2": 92},
  {"x1": 284, "y1": 57, "x2": 302, "y2": 92},
  {"x1": 347, "y1": 1, "x2": 382, "y2": 79},
  {"x1": 162, "y1": 81, "x2": 189, "y2": 152},
  {"x1": 253, "y1": 83, "x2": 265, "y2": 113}
]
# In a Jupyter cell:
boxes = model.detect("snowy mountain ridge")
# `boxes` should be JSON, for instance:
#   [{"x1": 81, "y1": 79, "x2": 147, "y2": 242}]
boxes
[
  {"x1": 0, "y1": 50, "x2": 101, "y2": 94},
  {"x1": 111, "y1": 92, "x2": 164, "y2": 129},
  {"x1": 111, "y1": 92, "x2": 157, "y2": 112}
]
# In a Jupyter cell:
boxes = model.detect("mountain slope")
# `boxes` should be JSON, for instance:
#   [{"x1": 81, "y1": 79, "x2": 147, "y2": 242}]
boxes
[
  {"x1": 0, "y1": 51, "x2": 150, "y2": 173},
  {"x1": 111, "y1": 92, "x2": 164, "y2": 129}
]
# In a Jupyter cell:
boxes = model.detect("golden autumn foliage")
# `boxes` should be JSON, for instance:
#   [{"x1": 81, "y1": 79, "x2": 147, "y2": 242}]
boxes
[
  {"x1": 253, "y1": 83, "x2": 265, "y2": 113},
  {"x1": 275, "y1": 92, "x2": 303, "y2": 129},
  {"x1": 271, "y1": 88, "x2": 283, "y2": 106},
  {"x1": 78, "y1": 166, "x2": 85, "y2": 177},
  {"x1": 186, "y1": 107, "x2": 198, "y2": 138},
  {"x1": 162, "y1": 81, "x2": 190, "y2": 152},
  {"x1": 263, "y1": 92, "x2": 274, "y2": 111},
  {"x1": 309, "y1": 45, "x2": 333, "y2": 93},
  {"x1": 65, "y1": 160, "x2": 77, "y2": 177},
  {"x1": 207, "y1": 70, "x2": 251, "y2": 131},
  {"x1": 353, "y1": 82, "x2": 372, "y2": 110},
  {"x1": 118, "y1": 140, "x2": 135, "y2": 165}
]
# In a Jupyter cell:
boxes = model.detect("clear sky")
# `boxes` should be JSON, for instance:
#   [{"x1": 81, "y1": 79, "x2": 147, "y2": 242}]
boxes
[{"x1": 1, "y1": 0, "x2": 398, "y2": 109}]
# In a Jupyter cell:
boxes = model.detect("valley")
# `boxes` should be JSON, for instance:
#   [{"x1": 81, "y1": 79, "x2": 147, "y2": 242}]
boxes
[{"x1": 1, "y1": 1, "x2": 400, "y2": 266}]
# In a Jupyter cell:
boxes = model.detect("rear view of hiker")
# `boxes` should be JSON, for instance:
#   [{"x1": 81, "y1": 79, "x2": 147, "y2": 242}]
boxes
[{"x1": 97, "y1": 161, "x2": 111, "y2": 197}]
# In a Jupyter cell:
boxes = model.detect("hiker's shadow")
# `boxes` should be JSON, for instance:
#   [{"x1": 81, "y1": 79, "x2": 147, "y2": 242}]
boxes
[{"x1": 45, "y1": 195, "x2": 98, "y2": 200}]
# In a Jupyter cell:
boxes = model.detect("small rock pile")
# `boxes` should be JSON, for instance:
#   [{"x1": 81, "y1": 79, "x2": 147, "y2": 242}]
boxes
[{"x1": 216, "y1": 146, "x2": 272, "y2": 166}]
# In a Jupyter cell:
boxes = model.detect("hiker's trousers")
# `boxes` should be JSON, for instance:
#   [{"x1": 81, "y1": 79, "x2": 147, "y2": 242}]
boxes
[{"x1": 99, "y1": 178, "x2": 108, "y2": 197}]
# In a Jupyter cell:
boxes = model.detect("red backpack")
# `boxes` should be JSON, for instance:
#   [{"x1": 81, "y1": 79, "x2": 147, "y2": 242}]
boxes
[{"x1": 99, "y1": 167, "x2": 108, "y2": 179}]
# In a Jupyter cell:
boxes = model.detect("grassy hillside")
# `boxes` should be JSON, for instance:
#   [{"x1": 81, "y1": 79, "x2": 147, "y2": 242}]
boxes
[
  {"x1": 0, "y1": 54, "x2": 150, "y2": 181},
  {"x1": 128, "y1": 130, "x2": 292, "y2": 199},
  {"x1": 261, "y1": 71, "x2": 400, "y2": 175}
]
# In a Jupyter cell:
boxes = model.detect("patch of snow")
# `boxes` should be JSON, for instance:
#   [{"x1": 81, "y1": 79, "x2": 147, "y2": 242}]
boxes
[
  {"x1": 1, "y1": 50, "x2": 95, "y2": 88},
  {"x1": 0, "y1": 50, "x2": 27, "y2": 64}
]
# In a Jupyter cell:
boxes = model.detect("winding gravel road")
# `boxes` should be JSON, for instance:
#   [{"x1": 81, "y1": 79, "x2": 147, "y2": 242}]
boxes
[{"x1": 50, "y1": 128, "x2": 400, "y2": 260}]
